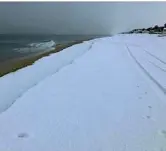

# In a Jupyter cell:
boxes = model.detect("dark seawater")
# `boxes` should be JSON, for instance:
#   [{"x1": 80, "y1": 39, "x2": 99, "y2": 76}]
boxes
[{"x1": 0, "y1": 34, "x2": 100, "y2": 62}]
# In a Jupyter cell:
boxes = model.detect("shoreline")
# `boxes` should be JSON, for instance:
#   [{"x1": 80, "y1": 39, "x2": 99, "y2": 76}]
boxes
[{"x1": 0, "y1": 40, "x2": 86, "y2": 77}]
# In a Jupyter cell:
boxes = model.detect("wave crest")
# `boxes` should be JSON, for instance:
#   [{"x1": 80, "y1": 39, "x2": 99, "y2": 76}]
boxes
[{"x1": 14, "y1": 40, "x2": 56, "y2": 53}]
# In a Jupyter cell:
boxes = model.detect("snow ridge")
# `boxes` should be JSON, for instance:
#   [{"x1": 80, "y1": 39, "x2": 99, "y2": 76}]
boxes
[
  {"x1": 11, "y1": 42, "x2": 94, "y2": 109},
  {"x1": 0, "y1": 41, "x2": 93, "y2": 113}
]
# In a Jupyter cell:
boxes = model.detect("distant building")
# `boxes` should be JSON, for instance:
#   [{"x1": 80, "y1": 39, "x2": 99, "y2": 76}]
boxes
[{"x1": 163, "y1": 27, "x2": 166, "y2": 33}]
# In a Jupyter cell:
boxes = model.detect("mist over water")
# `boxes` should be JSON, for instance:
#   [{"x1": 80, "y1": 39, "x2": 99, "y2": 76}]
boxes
[{"x1": 0, "y1": 2, "x2": 166, "y2": 35}]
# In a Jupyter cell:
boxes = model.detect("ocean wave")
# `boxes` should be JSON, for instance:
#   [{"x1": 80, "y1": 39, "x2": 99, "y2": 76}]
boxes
[{"x1": 14, "y1": 40, "x2": 56, "y2": 53}]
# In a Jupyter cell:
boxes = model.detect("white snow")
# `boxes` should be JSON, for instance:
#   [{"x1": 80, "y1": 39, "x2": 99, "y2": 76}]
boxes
[{"x1": 0, "y1": 34, "x2": 166, "y2": 151}]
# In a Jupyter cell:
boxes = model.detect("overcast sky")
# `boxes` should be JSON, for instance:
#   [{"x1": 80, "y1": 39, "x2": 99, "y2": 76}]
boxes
[{"x1": 0, "y1": 2, "x2": 166, "y2": 35}]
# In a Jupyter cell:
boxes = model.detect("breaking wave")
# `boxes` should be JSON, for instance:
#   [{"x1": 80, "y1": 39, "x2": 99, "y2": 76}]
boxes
[{"x1": 14, "y1": 40, "x2": 56, "y2": 53}]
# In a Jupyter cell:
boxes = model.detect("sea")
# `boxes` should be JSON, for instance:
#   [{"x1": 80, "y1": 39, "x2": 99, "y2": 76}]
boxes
[{"x1": 0, "y1": 34, "x2": 99, "y2": 62}]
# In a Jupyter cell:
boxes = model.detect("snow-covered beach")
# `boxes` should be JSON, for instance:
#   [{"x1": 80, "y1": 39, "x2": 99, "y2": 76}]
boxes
[{"x1": 0, "y1": 34, "x2": 166, "y2": 151}]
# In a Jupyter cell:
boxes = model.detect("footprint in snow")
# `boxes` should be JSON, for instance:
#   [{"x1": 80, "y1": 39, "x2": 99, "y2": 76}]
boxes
[
  {"x1": 148, "y1": 105, "x2": 152, "y2": 109},
  {"x1": 138, "y1": 96, "x2": 142, "y2": 99},
  {"x1": 145, "y1": 106, "x2": 152, "y2": 120},
  {"x1": 17, "y1": 133, "x2": 29, "y2": 139}
]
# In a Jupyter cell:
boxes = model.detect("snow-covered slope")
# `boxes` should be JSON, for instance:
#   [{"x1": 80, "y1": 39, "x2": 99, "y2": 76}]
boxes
[
  {"x1": 0, "y1": 34, "x2": 166, "y2": 151},
  {"x1": 0, "y1": 41, "x2": 93, "y2": 113}
]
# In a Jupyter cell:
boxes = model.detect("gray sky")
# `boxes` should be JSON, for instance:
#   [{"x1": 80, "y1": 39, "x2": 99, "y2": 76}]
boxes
[{"x1": 0, "y1": 2, "x2": 166, "y2": 35}]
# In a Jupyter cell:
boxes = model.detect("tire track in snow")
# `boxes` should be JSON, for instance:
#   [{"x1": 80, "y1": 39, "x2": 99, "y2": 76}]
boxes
[
  {"x1": 110, "y1": 41, "x2": 166, "y2": 96},
  {"x1": 126, "y1": 45, "x2": 166, "y2": 95},
  {"x1": 110, "y1": 41, "x2": 166, "y2": 65},
  {"x1": 2, "y1": 42, "x2": 95, "y2": 113},
  {"x1": 142, "y1": 48, "x2": 166, "y2": 65},
  {"x1": 149, "y1": 61, "x2": 166, "y2": 72}
]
